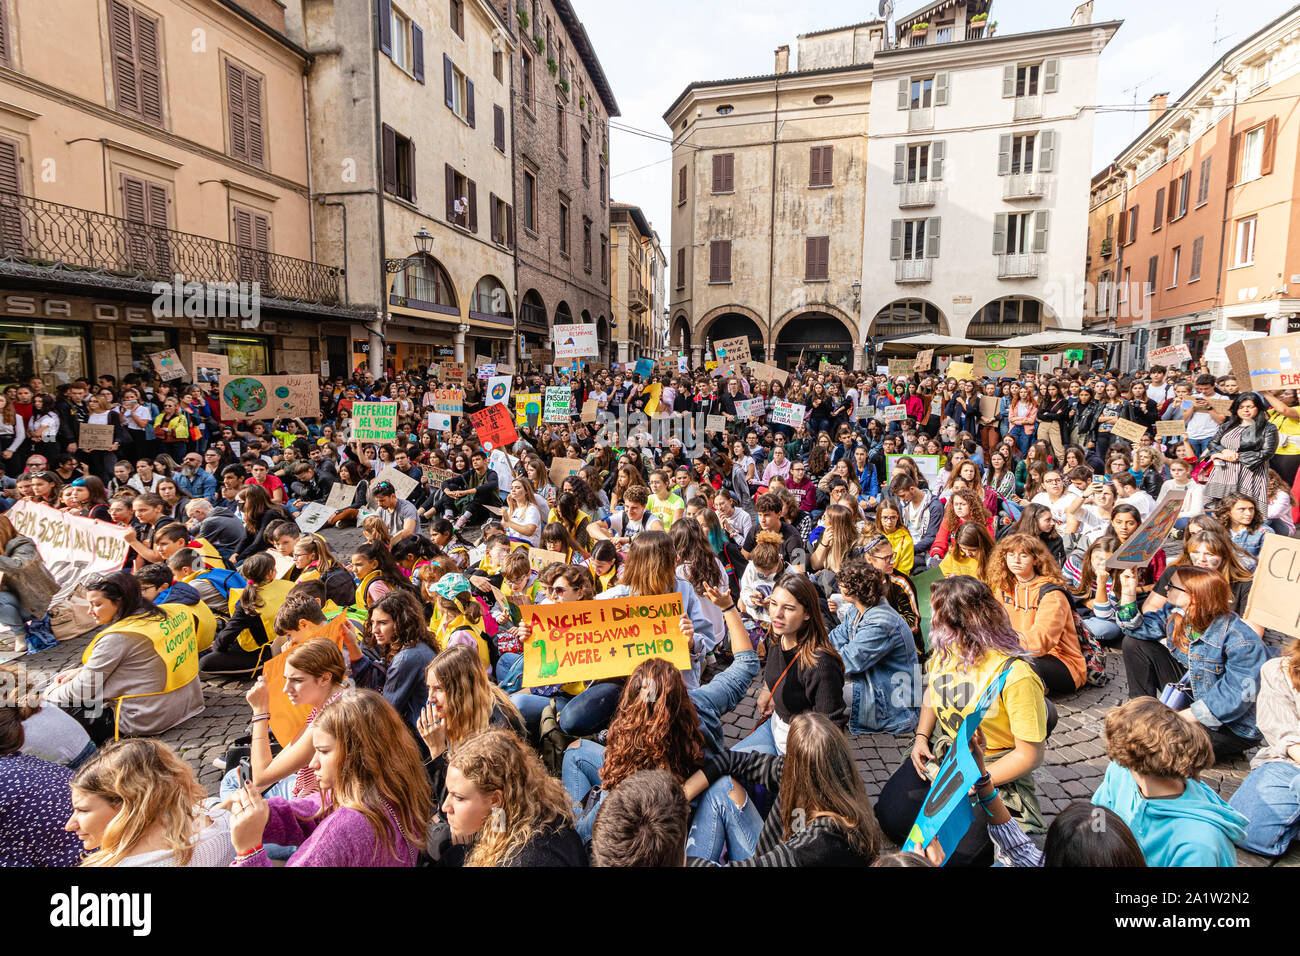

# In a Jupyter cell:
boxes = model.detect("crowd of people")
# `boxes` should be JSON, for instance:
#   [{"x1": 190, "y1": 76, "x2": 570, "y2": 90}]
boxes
[{"x1": 0, "y1": 352, "x2": 1298, "y2": 868}]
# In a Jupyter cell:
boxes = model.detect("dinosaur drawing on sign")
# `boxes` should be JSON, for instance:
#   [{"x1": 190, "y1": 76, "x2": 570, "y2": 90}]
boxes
[{"x1": 532, "y1": 639, "x2": 559, "y2": 678}]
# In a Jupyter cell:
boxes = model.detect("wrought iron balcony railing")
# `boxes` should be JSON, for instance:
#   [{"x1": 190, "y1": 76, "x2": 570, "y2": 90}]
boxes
[{"x1": 0, "y1": 190, "x2": 342, "y2": 306}]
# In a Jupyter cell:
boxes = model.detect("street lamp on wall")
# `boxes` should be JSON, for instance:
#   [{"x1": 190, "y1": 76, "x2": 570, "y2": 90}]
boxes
[
  {"x1": 384, "y1": 226, "x2": 435, "y2": 273},
  {"x1": 851, "y1": 279, "x2": 862, "y2": 308}
]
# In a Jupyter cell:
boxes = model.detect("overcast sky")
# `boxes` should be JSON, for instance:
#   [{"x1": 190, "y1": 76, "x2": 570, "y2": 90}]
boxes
[{"x1": 574, "y1": 0, "x2": 1296, "y2": 275}]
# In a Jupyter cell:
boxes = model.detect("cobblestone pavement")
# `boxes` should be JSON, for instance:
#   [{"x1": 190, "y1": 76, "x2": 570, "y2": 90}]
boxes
[{"x1": 6, "y1": 521, "x2": 1296, "y2": 866}]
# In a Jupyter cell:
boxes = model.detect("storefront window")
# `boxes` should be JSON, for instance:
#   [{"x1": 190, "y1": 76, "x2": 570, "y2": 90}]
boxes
[
  {"x1": 0, "y1": 322, "x2": 88, "y2": 389},
  {"x1": 204, "y1": 334, "x2": 268, "y2": 375},
  {"x1": 131, "y1": 328, "x2": 178, "y2": 375}
]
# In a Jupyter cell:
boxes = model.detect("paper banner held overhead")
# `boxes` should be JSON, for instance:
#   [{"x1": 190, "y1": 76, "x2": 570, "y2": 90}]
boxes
[
  {"x1": 1148, "y1": 343, "x2": 1193, "y2": 365},
  {"x1": 1226, "y1": 330, "x2": 1300, "y2": 392},
  {"x1": 947, "y1": 361, "x2": 975, "y2": 381},
  {"x1": 433, "y1": 388, "x2": 463, "y2": 416},
  {"x1": 769, "y1": 400, "x2": 805, "y2": 427},
  {"x1": 972, "y1": 348, "x2": 1020, "y2": 378},
  {"x1": 544, "y1": 386, "x2": 572, "y2": 423},
  {"x1": 750, "y1": 362, "x2": 789, "y2": 384},
  {"x1": 580, "y1": 399, "x2": 598, "y2": 422},
  {"x1": 485, "y1": 375, "x2": 512, "y2": 407},
  {"x1": 879, "y1": 403, "x2": 907, "y2": 422},
  {"x1": 551, "y1": 324, "x2": 599, "y2": 359},
  {"x1": 439, "y1": 361, "x2": 466, "y2": 382},
  {"x1": 549, "y1": 456, "x2": 584, "y2": 488},
  {"x1": 219, "y1": 374, "x2": 320, "y2": 421},
  {"x1": 887, "y1": 358, "x2": 914, "y2": 378},
  {"x1": 705, "y1": 414, "x2": 728, "y2": 433},
  {"x1": 634, "y1": 357, "x2": 655, "y2": 378},
  {"x1": 978, "y1": 395, "x2": 999, "y2": 421},
  {"x1": 150, "y1": 349, "x2": 188, "y2": 381},
  {"x1": 516, "y1": 392, "x2": 541, "y2": 427},
  {"x1": 426, "y1": 412, "x2": 452, "y2": 432},
  {"x1": 734, "y1": 397, "x2": 764, "y2": 419},
  {"x1": 192, "y1": 351, "x2": 229, "y2": 385},
  {"x1": 713, "y1": 335, "x2": 750, "y2": 364}
]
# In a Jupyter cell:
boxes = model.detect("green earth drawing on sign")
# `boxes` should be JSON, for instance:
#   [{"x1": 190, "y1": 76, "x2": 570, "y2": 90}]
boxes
[
  {"x1": 986, "y1": 352, "x2": 1008, "y2": 371},
  {"x1": 223, "y1": 377, "x2": 269, "y2": 414}
]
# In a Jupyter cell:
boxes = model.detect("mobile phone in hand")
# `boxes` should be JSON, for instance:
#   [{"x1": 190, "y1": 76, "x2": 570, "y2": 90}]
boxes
[{"x1": 237, "y1": 756, "x2": 252, "y2": 789}]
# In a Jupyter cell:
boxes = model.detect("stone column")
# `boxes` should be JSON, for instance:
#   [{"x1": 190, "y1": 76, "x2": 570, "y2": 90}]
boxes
[{"x1": 454, "y1": 325, "x2": 467, "y2": 364}]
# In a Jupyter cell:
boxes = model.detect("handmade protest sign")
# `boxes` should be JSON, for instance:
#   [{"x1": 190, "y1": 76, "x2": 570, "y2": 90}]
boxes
[
  {"x1": 1227, "y1": 330, "x2": 1300, "y2": 392},
  {"x1": 978, "y1": 395, "x2": 1000, "y2": 421},
  {"x1": 947, "y1": 361, "x2": 975, "y2": 381},
  {"x1": 580, "y1": 399, "x2": 598, "y2": 423},
  {"x1": 902, "y1": 662, "x2": 1013, "y2": 863},
  {"x1": 549, "y1": 457, "x2": 584, "y2": 488},
  {"x1": 1208, "y1": 397, "x2": 1233, "y2": 415},
  {"x1": 634, "y1": 357, "x2": 655, "y2": 378},
  {"x1": 551, "y1": 324, "x2": 599, "y2": 359},
  {"x1": 1106, "y1": 488, "x2": 1186, "y2": 570},
  {"x1": 886, "y1": 454, "x2": 942, "y2": 488},
  {"x1": 750, "y1": 362, "x2": 789, "y2": 384},
  {"x1": 528, "y1": 547, "x2": 569, "y2": 572},
  {"x1": 973, "y1": 347, "x2": 1020, "y2": 378},
  {"x1": 516, "y1": 392, "x2": 541, "y2": 427},
  {"x1": 1041, "y1": 420, "x2": 1066, "y2": 460},
  {"x1": 520, "y1": 594, "x2": 689, "y2": 688},
  {"x1": 544, "y1": 386, "x2": 573, "y2": 423},
  {"x1": 219, "y1": 375, "x2": 320, "y2": 420},
  {"x1": 914, "y1": 349, "x2": 935, "y2": 372},
  {"x1": 371, "y1": 466, "x2": 419, "y2": 502},
  {"x1": 1154, "y1": 419, "x2": 1186, "y2": 438},
  {"x1": 191, "y1": 351, "x2": 229, "y2": 385},
  {"x1": 78, "y1": 423, "x2": 116, "y2": 452},
  {"x1": 426, "y1": 412, "x2": 452, "y2": 432},
  {"x1": 423, "y1": 466, "x2": 453, "y2": 492},
  {"x1": 7, "y1": 500, "x2": 132, "y2": 602},
  {"x1": 706, "y1": 414, "x2": 728, "y2": 433},
  {"x1": 323, "y1": 482, "x2": 355, "y2": 511},
  {"x1": 150, "y1": 349, "x2": 187, "y2": 381},
  {"x1": 1109, "y1": 417, "x2": 1148, "y2": 444},
  {"x1": 1149, "y1": 343, "x2": 1192, "y2": 365},
  {"x1": 295, "y1": 503, "x2": 334, "y2": 534},
  {"x1": 1244, "y1": 533, "x2": 1300, "y2": 639},
  {"x1": 439, "y1": 361, "x2": 466, "y2": 382},
  {"x1": 887, "y1": 358, "x2": 914, "y2": 378},
  {"x1": 477, "y1": 363, "x2": 498, "y2": 380},
  {"x1": 912, "y1": 567, "x2": 943, "y2": 654},
  {"x1": 770, "y1": 400, "x2": 805, "y2": 427},
  {"x1": 263, "y1": 614, "x2": 361, "y2": 747},
  {"x1": 1207, "y1": 329, "x2": 1265, "y2": 364},
  {"x1": 351, "y1": 401, "x2": 397, "y2": 442},
  {"x1": 471, "y1": 404, "x2": 518, "y2": 451},
  {"x1": 432, "y1": 388, "x2": 463, "y2": 415},
  {"x1": 713, "y1": 335, "x2": 750, "y2": 364},
  {"x1": 879, "y1": 404, "x2": 907, "y2": 423},
  {"x1": 677, "y1": 356, "x2": 688, "y2": 373},
  {"x1": 485, "y1": 375, "x2": 512, "y2": 407},
  {"x1": 531, "y1": 348, "x2": 554, "y2": 366}
]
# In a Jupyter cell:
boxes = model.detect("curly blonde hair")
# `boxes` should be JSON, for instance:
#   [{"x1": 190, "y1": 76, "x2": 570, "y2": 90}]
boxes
[{"x1": 449, "y1": 729, "x2": 574, "y2": 867}]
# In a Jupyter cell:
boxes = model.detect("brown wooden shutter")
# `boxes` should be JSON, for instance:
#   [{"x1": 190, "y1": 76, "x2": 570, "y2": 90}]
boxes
[
  {"x1": 823, "y1": 146, "x2": 834, "y2": 186},
  {"x1": 709, "y1": 241, "x2": 719, "y2": 282},
  {"x1": 0, "y1": 0, "x2": 11, "y2": 66},
  {"x1": 1228, "y1": 131, "x2": 1242, "y2": 186},
  {"x1": 233, "y1": 207, "x2": 252, "y2": 246},
  {"x1": 120, "y1": 174, "x2": 147, "y2": 222},
  {"x1": 494, "y1": 105, "x2": 505, "y2": 151},
  {"x1": 467, "y1": 180, "x2": 477, "y2": 232},
  {"x1": 444, "y1": 54, "x2": 455, "y2": 110},
  {"x1": 134, "y1": 8, "x2": 163, "y2": 125},
  {"x1": 677, "y1": 247, "x2": 685, "y2": 287},
  {"x1": 1261, "y1": 116, "x2": 1279, "y2": 176},
  {"x1": 244, "y1": 73, "x2": 264, "y2": 167},
  {"x1": 226, "y1": 62, "x2": 247, "y2": 161},
  {"x1": 109, "y1": 1, "x2": 139, "y2": 117},
  {"x1": 724, "y1": 154, "x2": 734, "y2": 191},
  {"x1": 0, "y1": 137, "x2": 20, "y2": 194},
  {"x1": 1153, "y1": 188, "x2": 1164, "y2": 229},
  {"x1": 252, "y1": 211, "x2": 269, "y2": 251},
  {"x1": 466, "y1": 78, "x2": 475, "y2": 128},
  {"x1": 445, "y1": 164, "x2": 456, "y2": 221},
  {"x1": 489, "y1": 193, "x2": 499, "y2": 243},
  {"x1": 713, "y1": 154, "x2": 724, "y2": 192},
  {"x1": 381, "y1": 124, "x2": 397, "y2": 193},
  {"x1": 1117, "y1": 209, "x2": 1127, "y2": 246},
  {"x1": 506, "y1": 203, "x2": 514, "y2": 247},
  {"x1": 0, "y1": 137, "x2": 23, "y2": 254},
  {"x1": 805, "y1": 236, "x2": 815, "y2": 278},
  {"x1": 678, "y1": 166, "x2": 686, "y2": 203},
  {"x1": 378, "y1": 0, "x2": 392, "y2": 55},
  {"x1": 407, "y1": 137, "x2": 415, "y2": 200},
  {"x1": 412, "y1": 23, "x2": 424, "y2": 83},
  {"x1": 721, "y1": 241, "x2": 731, "y2": 282},
  {"x1": 1167, "y1": 182, "x2": 1176, "y2": 221},
  {"x1": 145, "y1": 181, "x2": 167, "y2": 228}
]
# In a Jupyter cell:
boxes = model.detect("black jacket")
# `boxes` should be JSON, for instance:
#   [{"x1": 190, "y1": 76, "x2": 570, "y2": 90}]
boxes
[{"x1": 1208, "y1": 417, "x2": 1280, "y2": 469}]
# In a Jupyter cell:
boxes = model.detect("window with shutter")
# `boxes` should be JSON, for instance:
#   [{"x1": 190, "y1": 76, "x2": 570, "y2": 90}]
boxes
[
  {"x1": 897, "y1": 78, "x2": 909, "y2": 110},
  {"x1": 893, "y1": 144, "x2": 906, "y2": 184},
  {"x1": 1190, "y1": 236, "x2": 1204, "y2": 280},
  {"x1": 1153, "y1": 188, "x2": 1164, "y2": 230},
  {"x1": 120, "y1": 173, "x2": 169, "y2": 272},
  {"x1": 997, "y1": 134, "x2": 1012, "y2": 176},
  {"x1": 1117, "y1": 209, "x2": 1127, "y2": 245},
  {"x1": 713, "y1": 154, "x2": 734, "y2": 193},
  {"x1": 1261, "y1": 116, "x2": 1278, "y2": 176},
  {"x1": 710, "y1": 241, "x2": 731, "y2": 283},
  {"x1": 925, "y1": 216, "x2": 941, "y2": 258},
  {"x1": 1043, "y1": 58, "x2": 1060, "y2": 94},
  {"x1": 234, "y1": 205, "x2": 271, "y2": 287},
  {"x1": 1147, "y1": 255, "x2": 1158, "y2": 294},
  {"x1": 1127, "y1": 205, "x2": 1139, "y2": 244},
  {"x1": 1166, "y1": 182, "x2": 1177, "y2": 222},
  {"x1": 0, "y1": 137, "x2": 23, "y2": 255},
  {"x1": 523, "y1": 170, "x2": 536, "y2": 231},
  {"x1": 382, "y1": 124, "x2": 398, "y2": 194},
  {"x1": 678, "y1": 166, "x2": 686, "y2": 204},
  {"x1": 225, "y1": 60, "x2": 266, "y2": 168},
  {"x1": 992, "y1": 212, "x2": 1007, "y2": 255},
  {"x1": 412, "y1": 23, "x2": 425, "y2": 83},
  {"x1": 933, "y1": 73, "x2": 949, "y2": 106},
  {"x1": 489, "y1": 193, "x2": 499, "y2": 243},
  {"x1": 676, "y1": 247, "x2": 685, "y2": 289},
  {"x1": 0, "y1": 0, "x2": 11, "y2": 67},
  {"x1": 379, "y1": 0, "x2": 392, "y2": 54},
  {"x1": 805, "y1": 236, "x2": 829, "y2": 280},
  {"x1": 134, "y1": 8, "x2": 163, "y2": 125},
  {"x1": 1032, "y1": 210, "x2": 1049, "y2": 254},
  {"x1": 1037, "y1": 131, "x2": 1055, "y2": 172},
  {"x1": 494, "y1": 105, "x2": 506, "y2": 153},
  {"x1": 467, "y1": 180, "x2": 477, "y2": 232},
  {"x1": 1197, "y1": 157, "x2": 1212, "y2": 206},
  {"x1": 931, "y1": 141, "x2": 945, "y2": 180},
  {"x1": 109, "y1": 2, "x2": 164, "y2": 126},
  {"x1": 1002, "y1": 65, "x2": 1016, "y2": 98},
  {"x1": 890, "y1": 220, "x2": 903, "y2": 259}
]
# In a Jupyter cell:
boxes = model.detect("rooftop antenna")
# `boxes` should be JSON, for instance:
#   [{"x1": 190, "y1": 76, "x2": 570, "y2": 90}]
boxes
[
  {"x1": 1211, "y1": 8, "x2": 1235, "y2": 56},
  {"x1": 1121, "y1": 72, "x2": 1158, "y2": 135}
]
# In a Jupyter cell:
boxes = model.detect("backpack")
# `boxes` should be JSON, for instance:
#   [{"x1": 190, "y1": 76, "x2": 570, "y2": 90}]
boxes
[
  {"x1": 1039, "y1": 583, "x2": 1108, "y2": 687},
  {"x1": 536, "y1": 699, "x2": 602, "y2": 777},
  {"x1": 198, "y1": 567, "x2": 247, "y2": 600}
]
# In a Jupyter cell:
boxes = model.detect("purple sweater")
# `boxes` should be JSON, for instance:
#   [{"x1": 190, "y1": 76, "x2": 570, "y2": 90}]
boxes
[{"x1": 232, "y1": 796, "x2": 419, "y2": 867}]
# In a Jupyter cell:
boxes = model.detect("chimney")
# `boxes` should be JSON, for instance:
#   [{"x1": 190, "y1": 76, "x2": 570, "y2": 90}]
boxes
[
  {"x1": 775, "y1": 45, "x2": 790, "y2": 75},
  {"x1": 1148, "y1": 93, "x2": 1169, "y2": 125},
  {"x1": 1071, "y1": 1, "x2": 1094, "y2": 26}
]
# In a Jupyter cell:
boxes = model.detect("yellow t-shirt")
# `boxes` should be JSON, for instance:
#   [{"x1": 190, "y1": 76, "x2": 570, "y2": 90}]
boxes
[
  {"x1": 1269, "y1": 408, "x2": 1300, "y2": 456},
  {"x1": 939, "y1": 550, "x2": 980, "y2": 579},
  {"x1": 648, "y1": 492, "x2": 684, "y2": 529},
  {"x1": 884, "y1": 526, "x2": 914, "y2": 576},
  {"x1": 927, "y1": 650, "x2": 1046, "y2": 757}
]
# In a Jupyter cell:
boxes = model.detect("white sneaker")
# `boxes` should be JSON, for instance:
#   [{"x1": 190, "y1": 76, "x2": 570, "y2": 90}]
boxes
[{"x1": 212, "y1": 756, "x2": 227, "y2": 771}]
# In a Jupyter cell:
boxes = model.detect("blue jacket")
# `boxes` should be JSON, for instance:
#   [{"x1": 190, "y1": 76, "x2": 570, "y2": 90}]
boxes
[
  {"x1": 830, "y1": 441, "x2": 862, "y2": 469},
  {"x1": 1092, "y1": 762, "x2": 1247, "y2": 867},
  {"x1": 854, "y1": 463, "x2": 880, "y2": 501},
  {"x1": 828, "y1": 601, "x2": 920, "y2": 735},
  {"x1": 382, "y1": 642, "x2": 436, "y2": 731},
  {"x1": 690, "y1": 650, "x2": 760, "y2": 755},
  {"x1": 175, "y1": 469, "x2": 217, "y2": 503},
  {"x1": 1117, "y1": 604, "x2": 1272, "y2": 741}
]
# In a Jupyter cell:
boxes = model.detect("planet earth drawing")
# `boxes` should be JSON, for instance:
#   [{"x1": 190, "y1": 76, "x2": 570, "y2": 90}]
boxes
[{"x1": 223, "y1": 377, "x2": 268, "y2": 414}]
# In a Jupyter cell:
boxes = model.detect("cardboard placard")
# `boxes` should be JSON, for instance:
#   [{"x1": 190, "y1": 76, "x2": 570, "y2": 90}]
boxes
[
  {"x1": 426, "y1": 412, "x2": 452, "y2": 432},
  {"x1": 879, "y1": 403, "x2": 908, "y2": 423},
  {"x1": 885, "y1": 454, "x2": 942, "y2": 488},
  {"x1": 528, "y1": 547, "x2": 570, "y2": 572},
  {"x1": 433, "y1": 388, "x2": 463, "y2": 416},
  {"x1": 769, "y1": 400, "x2": 805, "y2": 427},
  {"x1": 78, "y1": 423, "x2": 116, "y2": 452},
  {"x1": 1154, "y1": 419, "x2": 1187, "y2": 438},
  {"x1": 705, "y1": 414, "x2": 728, "y2": 433},
  {"x1": 150, "y1": 348, "x2": 187, "y2": 381},
  {"x1": 544, "y1": 386, "x2": 573, "y2": 424},
  {"x1": 192, "y1": 351, "x2": 229, "y2": 385},
  {"x1": 1243, "y1": 533, "x2": 1300, "y2": 639},
  {"x1": 516, "y1": 392, "x2": 541, "y2": 428},
  {"x1": 548, "y1": 456, "x2": 584, "y2": 488},
  {"x1": 218, "y1": 374, "x2": 320, "y2": 420},
  {"x1": 580, "y1": 399, "x2": 598, "y2": 422},
  {"x1": 947, "y1": 361, "x2": 975, "y2": 381},
  {"x1": 1105, "y1": 488, "x2": 1186, "y2": 569},
  {"x1": 470, "y1": 404, "x2": 518, "y2": 452},
  {"x1": 351, "y1": 401, "x2": 397, "y2": 442},
  {"x1": 1040, "y1": 420, "x2": 1065, "y2": 460},
  {"x1": 551, "y1": 324, "x2": 600, "y2": 359},
  {"x1": 439, "y1": 361, "x2": 466, "y2": 382},
  {"x1": 1226, "y1": 331, "x2": 1300, "y2": 392},
  {"x1": 750, "y1": 362, "x2": 789, "y2": 384},
  {"x1": 520, "y1": 594, "x2": 689, "y2": 688},
  {"x1": 713, "y1": 335, "x2": 750, "y2": 364},
  {"x1": 371, "y1": 465, "x2": 419, "y2": 502},
  {"x1": 973, "y1": 347, "x2": 1021, "y2": 378},
  {"x1": 978, "y1": 395, "x2": 1000, "y2": 421},
  {"x1": 423, "y1": 466, "x2": 453, "y2": 492},
  {"x1": 1109, "y1": 417, "x2": 1149, "y2": 444},
  {"x1": 531, "y1": 348, "x2": 554, "y2": 366},
  {"x1": 323, "y1": 482, "x2": 356, "y2": 511},
  {"x1": 734, "y1": 397, "x2": 764, "y2": 419},
  {"x1": 1207, "y1": 329, "x2": 1266, "y2": 364},
  {"x1": 1148, "y1": 343, "x2": 1193, "y2": 366},
  {"x1": 887, "y1": 358, "x2": 914, "y2": 378},
  {"x1": 913, "y1": 348, "x2": 935, "y2": 372},
  {"x1": 295, "y1": 503, "x2": 334, "y2": 534},
  {"x1": 1208, "y1": 397, "x2": 1233, "y2": 416},
  {"x1": 485, "y1": 375, "x2": 512, "y2": 407}
]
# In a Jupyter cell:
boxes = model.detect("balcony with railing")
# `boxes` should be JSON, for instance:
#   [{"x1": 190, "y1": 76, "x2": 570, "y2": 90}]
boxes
[
  {"x1": 895, "y1": 258, "x2": 932, "y2": 283},
  {"x1": 908, "y1": 107, "x2": 934, "y2": 132},
  {"x1": 0, "y1": 190, "x2": 343, "y2": 307},
  {"x1": 968, "y1": 320, "x2": 1039, "y2": 339},
  {"x1": 998, "y1": 252, "x2": 1041, "y2": 278},
  {"x1": 899, "y1": 181, "x2": 939, "y2": 208},
  {"x1": 628, "y1": 282, "x2": 649, "y2": 313},
  {"x1": 1003, "y1": 172, "x2": 1048, "y2": 200},
  {"x1": 1100, "y1": 236, "x2": 1113, "y2": 258},
  {"x1": 1013, "y1": 95, "x2": 1042, "y2": 120}
]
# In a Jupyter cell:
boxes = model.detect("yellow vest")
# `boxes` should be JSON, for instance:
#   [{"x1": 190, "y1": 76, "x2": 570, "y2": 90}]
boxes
[
  {"x1": 355, "y1": 569, "x2": 383, "y2": 610},
  {"x1": 434, "y1": 612, "x2": 491, "y2": 669},
  {"x1": 193, "y1": 538, "x2": 228, "y2": 570},
  {"x1": 228, "y1": 578, "x2": 296, "y2": 654},
  {"x1": 83, "y1": 605, "x2": 200, "y2": 695}
]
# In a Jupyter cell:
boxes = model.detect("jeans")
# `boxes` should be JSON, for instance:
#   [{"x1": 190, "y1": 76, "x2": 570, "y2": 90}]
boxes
[
  {"x1": 1228, "y1": 761, "x2": 1300, "y2": 856},
  {"x1": 686, "y1": 775, "x2": 764, "y2": 864},
  {"x1": 731, "y1": 718, "x2": 779, "y2": 755},
  {"x1": 219, "y1": 766, "x2": 296, "y2": 801},
  {"x1": 1083, "y1": 616, "x2": 1124, "y2": 648},
  {"x1": 1010, "y1": 424, "x2": 1032, "y2": 456},
  {"x1": 556, "y1": 683, "x2": 623, "y2": 737},
  {"x1": 561, "y1": 739, "x2": 607, "y2": 843},
  {"x1": 1188, "y1": 437, "x2": 1211, "y2": 457},
  {"x1": 0, "y1": 589, "x2": 25, "y2": 639}
]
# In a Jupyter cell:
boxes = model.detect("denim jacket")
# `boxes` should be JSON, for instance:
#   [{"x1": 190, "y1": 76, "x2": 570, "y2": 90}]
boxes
[
  {"x1": 1117, "y1": 604, "x2": 1273, "y2": 741},
  {"x1": 691, "y1": 650, "x2": 760, "y2": 755},
  {"x1": 828, "y1": 601, "x2": 920, "y2": 735}
]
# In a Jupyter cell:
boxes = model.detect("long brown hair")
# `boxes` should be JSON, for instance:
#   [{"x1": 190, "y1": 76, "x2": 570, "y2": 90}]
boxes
[
  {"x1": 237, "y1": 483, "x2": 274, "y2": 534},
  {"x1": 1168, "y1": 566, "x2": 1233, "y2": 653},
  {"x1": 621, "y1": 530, "x2": 677, "y2": 597},
  {"x1": 940, "y1": 487, "x2": 990, "y2": 533},
  {"x1": 311, "y1": 689, "x2": 432, "y2": 859},
  {"x1": 426, "y1": 644, "x2": 521, "y2": 749},
  {"x1": 781, "y1": 713, "x2": 882, "y2": 861},
  {"x1": 1174, "y1": 531, "x2": 1253, "y2": 585},
  {"x1": 986, "y1": 533, "x2": 1065, "y2": 595},
  {"x1": 772, "y1": 572, "x2": 841, "y2": 672},
  {"x1": 948, "y1": 521, "x2": 995, "y2": 580},
  {"x1": 599, "y1": 657, "x2": 705, "y2": 792}
]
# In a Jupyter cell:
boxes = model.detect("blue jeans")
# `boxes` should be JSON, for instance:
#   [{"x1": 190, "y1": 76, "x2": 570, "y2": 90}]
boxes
[
  {"x1": 731, "y1": 718, "x2": 779, "y2": 755},
  {"x1": 0, "y1": 589, "x2": 25, "y2": 638},
  {"x1": 1083, "y1": 616, "x2": 1124, "y2": 648},
  {"x1": 1010, "y1": 424, "x2": 1032, "y2": 456},
  {"x1": 1228, "y1": 761, "x2": 1300, "y2": 856},
  {"x1": 561, "y1": 739, "x2": 607, "y2": 843},
  {"x1": 510, "y1": 682, "x2": 622, "y2": 740},
  {"x1": 510, "y1": 691, "x2": 568, "y2": 739},
  {"x1": 687, "y1": 775, "x2": 764, "y2": 863},
  {"x1": 1188, "y1": 438, "x2": 1211, "y2": 457}
]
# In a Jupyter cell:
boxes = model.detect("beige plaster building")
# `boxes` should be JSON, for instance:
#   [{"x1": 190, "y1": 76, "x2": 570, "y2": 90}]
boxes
[{"x1": 609, "y1": 201, "x2": 664, "y2": 363}]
